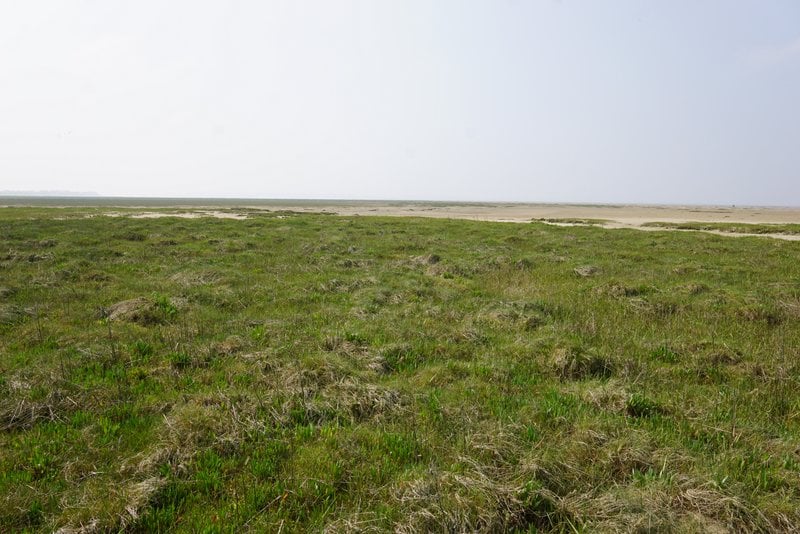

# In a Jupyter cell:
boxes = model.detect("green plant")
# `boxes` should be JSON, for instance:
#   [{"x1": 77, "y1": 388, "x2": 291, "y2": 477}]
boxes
[
  {"x1": 169, "y1": 352, "x2": 192, "y2": 369},
  {"x1": 130, "y1": 339, "x2": 154, "y2": 358},
  {"x1": 152, "y1": 293, "x2": 178, "y2": 320}
]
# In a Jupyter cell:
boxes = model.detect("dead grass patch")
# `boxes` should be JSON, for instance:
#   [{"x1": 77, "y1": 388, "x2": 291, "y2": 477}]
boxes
[
  {"x1": 0, "y1": 385, "x2": 81, "y2": 431},
  {"x1": 574, "y1": 265, "x2": 599, "y2": 277},
  {"x1": 0, "y1": 303, "x2": 31, "y2": 325},
  {"x1": 551, "y1": 347, "x2": 614, "y2": 380}
]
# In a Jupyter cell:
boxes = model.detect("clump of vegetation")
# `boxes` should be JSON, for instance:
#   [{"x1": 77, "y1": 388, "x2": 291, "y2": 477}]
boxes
[
  {"x1": 650, "y1": 344, "x2": 680, "y2": 363},
  {"x1": 551, "y1": 347, "x2": 614, "y2": 380},
  {"x1": 574, "y1": 265, "x2": 599, "y2": 277},
  {"x1": 0, "y1": 304, "x2": 30, "y2": 325},
  {"x1": 625, "y1": 392, "x2": 664, "y2": 417},
  {"x1": 1, "y1": 207, "x2": 799, "y2": 531},
  {"x1": 103, "y1": 294, "x2": 179, "y2": 325}
]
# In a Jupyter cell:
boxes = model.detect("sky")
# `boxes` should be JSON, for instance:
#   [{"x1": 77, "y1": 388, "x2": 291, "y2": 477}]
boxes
[{"x1": 1, "y1": 1, "x2": 799, "y2": 205}]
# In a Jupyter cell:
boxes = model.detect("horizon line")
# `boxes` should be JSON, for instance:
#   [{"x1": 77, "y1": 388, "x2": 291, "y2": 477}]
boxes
[{"x1": 0, "y1": 194, "x2": 798, "y2": 210}]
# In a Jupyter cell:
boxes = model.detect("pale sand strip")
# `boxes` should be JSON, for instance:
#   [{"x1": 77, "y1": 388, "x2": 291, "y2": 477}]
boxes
[
  {"x1": 9, "y1": 199, "x2": 800, "y2": 240},
  {"x1": 234, "y1": 202, "x2": 800, "y2": 241},
  {"x1": 244, "y1": 202, "x2": 800, "y2": 225}
]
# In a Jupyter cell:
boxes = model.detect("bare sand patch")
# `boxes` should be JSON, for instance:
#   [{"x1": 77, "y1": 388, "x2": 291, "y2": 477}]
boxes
[
  {"x1": 17, "y1": 199, "x2": 800, "y2": 240},
  {"x1": 230, "y1": 202, "x2": 800, "y2": 240},
  {"x1": 251, "y1": 202, "x2": 800, "y2": 225},
  {"x1": 99, "y1": 210, "x2": 248, "y2": 220},
  {"x1": 599, "y1": 222, "x2": 800, "y2": 241}
]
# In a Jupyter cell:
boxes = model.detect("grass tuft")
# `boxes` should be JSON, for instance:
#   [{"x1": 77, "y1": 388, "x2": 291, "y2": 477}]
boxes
[{"x1": 2, "y1": 208, "x2": 800, "y2": 531}]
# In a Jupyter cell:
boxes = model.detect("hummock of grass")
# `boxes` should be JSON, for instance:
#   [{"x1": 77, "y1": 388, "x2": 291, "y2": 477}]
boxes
[
  {"x1": 1, "y1": 208, "x2": 800, "y2": 532},
  {"x1": 643, "y1": 220, "x2": 800, "y2": 235}
]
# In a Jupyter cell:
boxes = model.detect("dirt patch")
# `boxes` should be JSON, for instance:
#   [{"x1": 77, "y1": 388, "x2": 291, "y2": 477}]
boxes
[{"x1": 100, "y1": 210, "x2": 248, "y2": 220}]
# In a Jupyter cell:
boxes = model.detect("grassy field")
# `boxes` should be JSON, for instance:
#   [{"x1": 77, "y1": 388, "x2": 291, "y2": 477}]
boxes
[{"x1": 1, "y1": 207, "x2": 800, "y2": 532}]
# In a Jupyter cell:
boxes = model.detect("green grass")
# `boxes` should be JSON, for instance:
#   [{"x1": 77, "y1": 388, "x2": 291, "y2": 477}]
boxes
[
  {"x1": 643, "y1": 220, "x2": 800, "y2": 235},
  {"x1": 1, "y1": 208, "x2": 800, "y2": 532}
]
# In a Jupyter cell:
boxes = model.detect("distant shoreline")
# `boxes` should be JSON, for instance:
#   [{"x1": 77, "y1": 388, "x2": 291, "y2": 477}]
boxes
[{"x1": 0, "y1": 196, "x2": 797, "y2": 211}]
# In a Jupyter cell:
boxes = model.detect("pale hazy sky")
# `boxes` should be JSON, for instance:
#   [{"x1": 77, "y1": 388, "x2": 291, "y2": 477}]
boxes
[{"x1": 1, "y1": 1, "x2": 799, "y2": 204}]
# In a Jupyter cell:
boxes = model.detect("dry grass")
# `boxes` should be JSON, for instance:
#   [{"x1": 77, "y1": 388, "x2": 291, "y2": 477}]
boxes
[{"x1": 2, "y1": 208, "x2": 800, "y2": 532}]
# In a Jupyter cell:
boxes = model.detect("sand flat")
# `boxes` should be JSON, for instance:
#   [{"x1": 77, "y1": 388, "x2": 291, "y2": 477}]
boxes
[
  {"x1": 3, "y1": 197, "x2": 799, "y2": 224},
  {"x1": 4, "y1": 198, "x2": 800, "y2": 237},
  {"x1": 233, "y1": 201, "x2": 800, "y2": 225},
  {"x1": 267, "y1": 202, "x2": 800, "y2": 240}
]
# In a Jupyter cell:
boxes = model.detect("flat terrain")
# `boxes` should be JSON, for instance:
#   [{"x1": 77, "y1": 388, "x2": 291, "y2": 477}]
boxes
[
  {"x1": 5, "y1": 197, "x2": 800, "y2": 241},
  {"x1": 248, "y1": 202, "x2": 800, "y2": 227},
  {"x1": 3, "y1": 197, "x2": 800, "y2": 224},
  {"x1": 2, "y1": 206, "x2": 800, "y2": 532}
]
